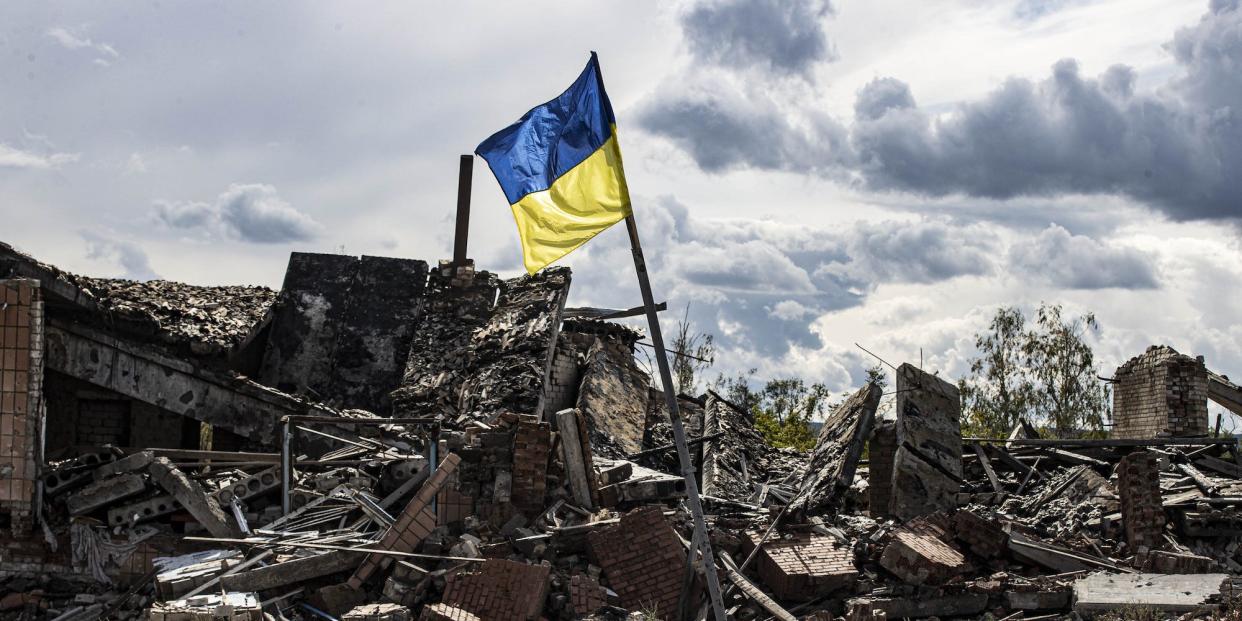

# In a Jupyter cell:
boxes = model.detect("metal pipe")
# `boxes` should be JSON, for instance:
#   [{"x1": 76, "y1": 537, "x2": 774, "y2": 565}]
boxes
[{"x1": 281, "y1": 418, "x2": 293, "y2": 516}]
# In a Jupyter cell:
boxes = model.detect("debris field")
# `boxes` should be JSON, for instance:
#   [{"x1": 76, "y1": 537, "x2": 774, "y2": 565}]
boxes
[{"x1": 4, "y1": 240, "x2": 1242, "y2": 620}]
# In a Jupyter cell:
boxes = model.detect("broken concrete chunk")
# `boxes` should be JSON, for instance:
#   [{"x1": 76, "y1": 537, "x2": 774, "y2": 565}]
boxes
[
  {"x1": 1073, "y1": 571, "x2": 1230, "y2": 616},
  {"x1": 341, "y1": 602, "x2": 412, "y2": 621},
  {"x1": 575, "y1": 337, "x2": 650, "y2": 457},
  {"x1": 91, "y1": 450, "x2": 153, "y2": 481},
  {"x1": 147, "y1": 456, "x2": 239, "y2": 539},
  {"x1": 889, "y1": 363, "x2": 963, "y2": 521},
  {"x1": 789, "y1": 382, "x2": 880, "y2": 518},
  {"x1": 221, "y1": 550, "x2": 364, "y2": 593},
  {"x1": 64, "y1": 473, "x2": 146, "y2": 516},
  {"x1": 148, "y1": 592, "x2": 262, "y2": 621}
]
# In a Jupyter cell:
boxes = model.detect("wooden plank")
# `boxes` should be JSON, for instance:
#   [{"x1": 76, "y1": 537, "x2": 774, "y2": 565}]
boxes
[
  {"x1": 974, "y1": 443, "x2": 1003, "y2": 493},
  {"x1": 1178, "y1": 462, "x2": 1221, "y2": 497},
  {"x1": 1196, "y1": 455, "x2": 1242, "y2": 479},
  {"x1": 556, "y1": 408, "x2": 594, "y2": 510},
  {"x1": 719, "y1": 552, "x2": 797, "y2": 621}
]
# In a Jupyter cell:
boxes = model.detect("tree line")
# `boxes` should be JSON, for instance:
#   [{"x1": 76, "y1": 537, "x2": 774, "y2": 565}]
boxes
[{"x1": 661, "y1": 303, "x2": 1109, "y2": 450}]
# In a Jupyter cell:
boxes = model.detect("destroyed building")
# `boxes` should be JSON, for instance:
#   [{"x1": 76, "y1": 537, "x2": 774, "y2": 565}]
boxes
[{"x1": 6, "y1": 238, "x2": 1242, "y2": 620}]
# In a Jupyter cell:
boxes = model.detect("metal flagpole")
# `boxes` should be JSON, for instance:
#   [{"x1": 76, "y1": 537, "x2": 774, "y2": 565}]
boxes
[{"x1": 623, "y1": 213, "x2": 728, "y2": 621}]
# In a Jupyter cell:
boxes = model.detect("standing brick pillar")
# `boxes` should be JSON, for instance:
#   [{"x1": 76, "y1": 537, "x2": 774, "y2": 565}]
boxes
[
  {"x1": 0, "y1": 279, "x2": 42, "y2": 536},
  {"x1": 510, "y1": 415, "x2": 551, "y2": 515},
  {"x1": 1112, "y1": 346, "x2": 1209, "y2": 439},
  {"x1": 1117, "y1": 451, "x2": 1166, "y2": 552}
]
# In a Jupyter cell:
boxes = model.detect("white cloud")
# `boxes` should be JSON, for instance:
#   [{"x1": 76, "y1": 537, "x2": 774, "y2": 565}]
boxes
[
  {"x1": 46, "y1": 26, "x2": 119, "y2": 65},
  {"x1": 1008, "y1": 223, "x2": 1160, "y2": 289},
  {"x1": 0, "y1": 143, "x2": 79, "y2": 169}
]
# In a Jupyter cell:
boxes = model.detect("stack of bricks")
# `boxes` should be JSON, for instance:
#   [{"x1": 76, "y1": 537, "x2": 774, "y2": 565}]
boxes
[
  {"x1": 348, "y1": 454, "x2": 461, "y2": 590},
  {"x1": 1113, "y1": 345, "x2": 1209, "y2": 439},
  {"x1": 509, "y1": 415, "x2": 550, "y2": 516},
  {"x1": 749, "y1": 532, "x2": 858, "y2": 601},
  {"x1": 568, "y1": 573, "x2": 607, "y2": 616},
  {"x1": 1116, "y1": 450, "x2": 1166, "y2": 552},
  {"x1": 878, "y1": 515, "x2": 969, "y2": 585},
  {"x1": 0, "y1": 279, "x2": 41, "y2": 536},
  {"x1": 439, "y1": 559, "x2": 550, "y2": 621},
  {"x1": 587, "y1": 506, "x2": 686, "y2": 618},
  {"x1": 1143, "y1": 550, "x2": 1215, "y2": 573},
  {"x1": 953, "y1": 510, "x2": 1009, "y2": 558}
]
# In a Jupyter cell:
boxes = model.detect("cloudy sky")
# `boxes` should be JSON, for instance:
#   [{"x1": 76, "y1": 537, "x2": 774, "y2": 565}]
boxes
[{"x1": 3, "y1": 0, "x2": 1240, "y2": 424}]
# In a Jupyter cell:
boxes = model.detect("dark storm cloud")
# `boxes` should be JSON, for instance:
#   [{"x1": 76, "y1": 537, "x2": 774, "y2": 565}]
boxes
[
  {"x1": 1008, "y1": 224, "x2": 1160, "y2": 289},
  {"x1": 681, "y1": 0, "x2": 836, "y2": 78},
  {"x1": 644, "y1": 1, "x2": 1242, "y2": 223},
  {"x1": 636, "y1": 72, "x2": 852, "y2": 174},
  {"x1": 154, "y1": 183, "x2": 322, "y2": 244}
]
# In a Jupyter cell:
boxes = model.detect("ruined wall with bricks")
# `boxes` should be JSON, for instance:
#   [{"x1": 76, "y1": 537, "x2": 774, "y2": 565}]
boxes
[
  {"x1": 750, "y1": 532, "x2": 858, "y2": 601},
  {"x1": 542, "y1": 335, "x2": 580, "y2": 415},
  {"x1": 1117, "y1": 450, "x2": 1166, "y2": 552},
  {"x1": 587, "y1": 506, "x2": 686, "y2": 617},
  {"x1": 1113, "y1": 345, "x2": 1209, "y2": 439},
  {"x1": 43, "y1": 374, "x2": 188, "y2": 452},
  {"x1": 510, "y1": 415, "x2": 550, "y2": 516},
  {"x1": 0, "y1": 279, "x2": 42, "y2": 534},
  {"x1": 440, "y1": 559, "x2": 550, "y2": 621}
]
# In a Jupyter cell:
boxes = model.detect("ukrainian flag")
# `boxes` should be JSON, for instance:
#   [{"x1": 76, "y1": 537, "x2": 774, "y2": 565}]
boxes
[{"x1": 476, "y1": 52, "x2": 632, "y2": 274}]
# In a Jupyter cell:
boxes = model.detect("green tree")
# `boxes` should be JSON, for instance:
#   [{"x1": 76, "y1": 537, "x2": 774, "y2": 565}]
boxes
[
  {"x1": 754, "y1": 378, "x2": 831, "y2": 450},
  {"x1": 961, "y1": 304, "x2": 1109, "y2": 438},
  {"x1": 710, "y1": 368, "x2": 761, "y2": 413},
  {"x1": 961, "y1": 306, "x2": 1034, "y2": 437},
  {"x1": 1024, "y1": 304, "x2": 1108, "y2": 436}
]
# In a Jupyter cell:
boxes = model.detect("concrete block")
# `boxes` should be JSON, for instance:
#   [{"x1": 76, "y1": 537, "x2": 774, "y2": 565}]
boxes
[
  {"x1": 147, "y1": 457, "x2": 239, "y2": 539},
  {"x1": 65, "y1": 473, "x2": 146, "y2": 515}
]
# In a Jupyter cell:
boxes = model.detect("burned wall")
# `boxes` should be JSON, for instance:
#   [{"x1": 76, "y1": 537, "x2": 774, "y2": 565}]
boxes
[
  {"x1": 391, "y1": 266, "x2": 569, "y2": 425},
  {"x1": 259, "y1": 252, "x2": 428, "y2": 413},
  {"x1": 1113, "y1": 345, "x2": 1209, "y2": 439},
  {"x1": 789, "y1": 382, "x2": 880, "y2": 517},
  {"x1": 575, "y1": 336, "x2": 650, "y2": 458}
]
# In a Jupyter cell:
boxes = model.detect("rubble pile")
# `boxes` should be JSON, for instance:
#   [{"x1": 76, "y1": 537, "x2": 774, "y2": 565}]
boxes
[{"x1": 6, "y1": 241, "x2": 1242, "y2": 620}]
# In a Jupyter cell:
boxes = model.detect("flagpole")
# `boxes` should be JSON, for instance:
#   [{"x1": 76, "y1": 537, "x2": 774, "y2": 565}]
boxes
[{"x1": 623, "y1": 213, "x2": 728, "y2": 621}]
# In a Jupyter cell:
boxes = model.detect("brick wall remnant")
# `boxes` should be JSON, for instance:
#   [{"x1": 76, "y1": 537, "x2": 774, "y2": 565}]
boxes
[
  {"x1": 0, "y1": 279, "x2": 42, "y2": 535},
  {"x1": 568, "y1": 573, "x2": 607, "y2": 617},
  {"x1": 789, "y1": 383, "x2": 880, "y2": 518},
  {"x1": 879, "y1": 515, "x2": 969, "y2": 585},
  {"x1": 510, "y1": 415, "x2": 551, "y2": 515},
  {"x1": 349, "y1": 453, "x2": 462, "y2": 589},
  {"x1": 749, "y1": 532, "x2": 858, "y2": 601},
  {"x1": 888, "y1": 363, "x2": 962, "y2": 521},
  {"x1": 587, "y1": 506, "x2": 686, "y2": 617},
  {"x1": 1117, "y1": 450, "x2": 1166, "y2": 553},
  {"x1": 439, "y1": 559, "x2": 550, "y2": 621},
  {"x1": 1113, "y1": 345, "x2": 1210, "y2": 439}
]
